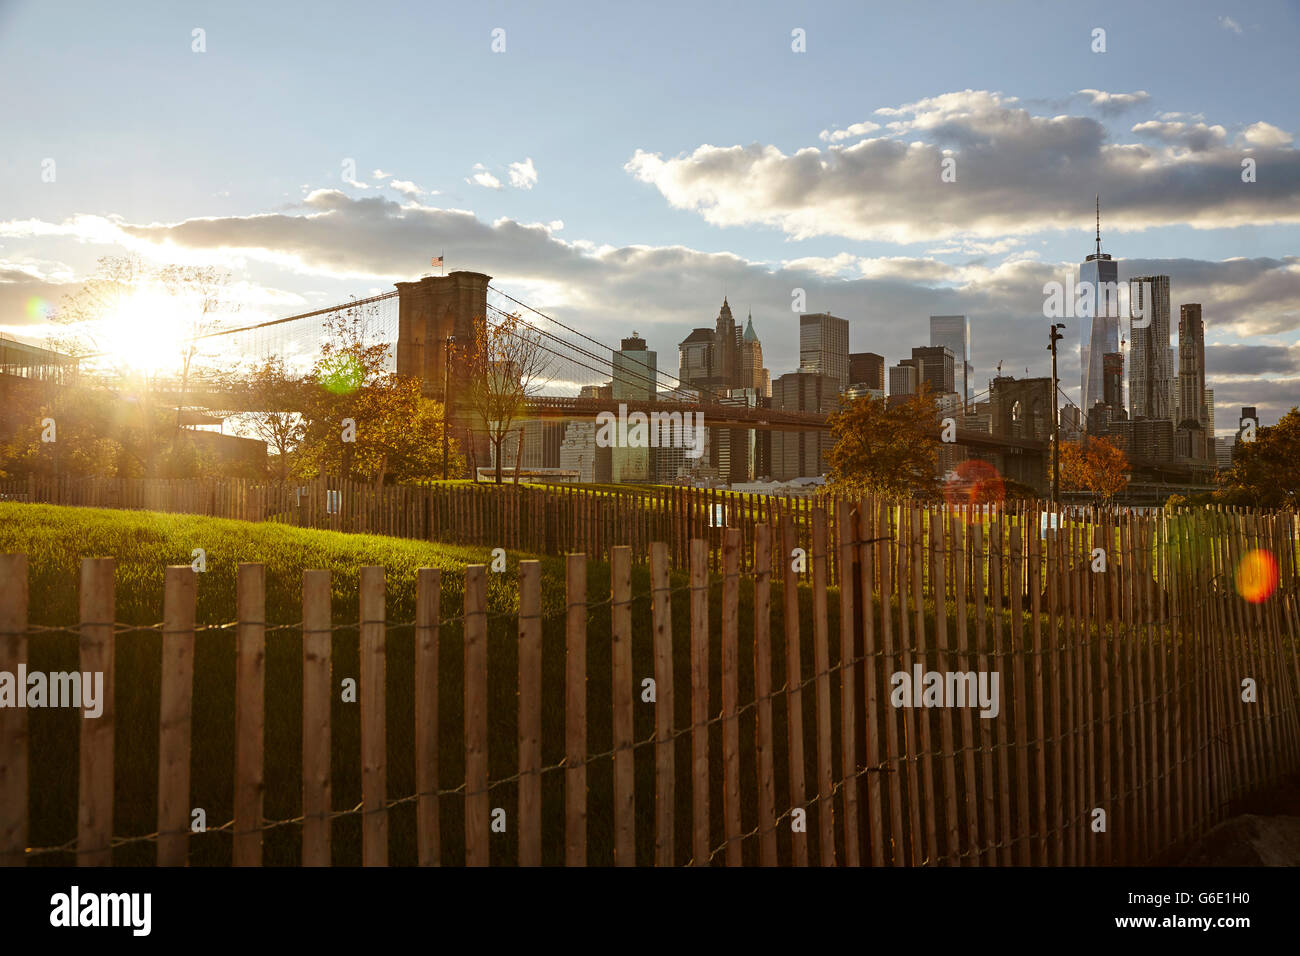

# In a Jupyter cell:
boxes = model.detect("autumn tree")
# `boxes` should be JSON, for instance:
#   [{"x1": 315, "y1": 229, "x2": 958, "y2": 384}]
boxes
[
  {"x1": 826, "y1": 388, "x2": 942, "y2": 500},
  {"x1": 296, "y1": 307, "x2": 462, "y2": 486},
  {"x1": 1216, "y1": 406, "x2": 1300, "y2": 508},
  {"x1": 461, "y1": 310, "x2": 550, "y2": 484},
  {"x1": 236, "y1": 357, "x2": 309, "y2": 483},
  {"x1": 1060, "y1": 435, "x2": 1130, "y2": 502}
]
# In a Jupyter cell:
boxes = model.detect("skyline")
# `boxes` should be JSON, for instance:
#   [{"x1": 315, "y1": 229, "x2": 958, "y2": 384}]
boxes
[{"x1": 2, "y1": 0, "x2": 1298, "y2": 433}]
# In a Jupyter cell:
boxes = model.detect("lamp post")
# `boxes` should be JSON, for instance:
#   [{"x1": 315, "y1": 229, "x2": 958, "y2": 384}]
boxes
[
  {"x1": 1048, "y1": 322, "x2": 1066, "y2": 505},
  {"x1": 442, "y1": 334, "x2": 456, "y2": 480}
]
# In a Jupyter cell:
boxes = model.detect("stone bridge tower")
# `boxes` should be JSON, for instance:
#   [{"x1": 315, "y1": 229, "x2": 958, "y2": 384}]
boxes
[{"x1": 395, "y1": 270, "x2": 490, "y2": 471}]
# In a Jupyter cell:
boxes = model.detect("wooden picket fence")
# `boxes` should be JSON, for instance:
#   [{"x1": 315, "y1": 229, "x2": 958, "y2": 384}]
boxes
[{"x1": 1, "y1": 499, "x2": 1297, "y2": 866}]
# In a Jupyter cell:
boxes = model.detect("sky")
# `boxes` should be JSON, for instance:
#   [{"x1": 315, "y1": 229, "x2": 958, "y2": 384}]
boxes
[{"x1": 2, "y1": 0, "x2": 1298, "y2": 433}]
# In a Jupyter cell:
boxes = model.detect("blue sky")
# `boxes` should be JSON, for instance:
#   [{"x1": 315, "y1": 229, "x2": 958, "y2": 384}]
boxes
[{"x1": 2, "y1": 0, "x2": 1298, "y2": 430}]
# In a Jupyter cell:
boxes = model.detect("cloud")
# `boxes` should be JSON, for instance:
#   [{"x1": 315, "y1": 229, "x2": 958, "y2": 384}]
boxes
[
  {"x1": 818, "y1": 121, "x2": 882, "y2": 143},
  {"x1": 1130, "y1": 119, "x2": 1227, "y2": 152},
  {"x1": 625, "y1": 90, "x2": 1300, "y2": 242},
  {"x1": 372, "y1": 169, "x2": 393, "y2": 180},
  {"x1": 468, "y1": 163, "x2": 502, "y2": 189},
  {"x1": 5, "y1": 189, "x2": 1291, "y2": 418},
  {"x1": 388, "y1": 179, "x2": 424, "y2": 198},
  {"x1": 1219, "y1": 15, "x2": 1243, "y2": 34},
  {"x1": 1075, "y1": 89, "x2": 1151, "y2": 115},
  {"x1": 508, "y1": 157, "x2": 539, "y2": 189}
]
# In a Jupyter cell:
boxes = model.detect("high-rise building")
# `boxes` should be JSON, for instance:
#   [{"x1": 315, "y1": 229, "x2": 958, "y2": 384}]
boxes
[
  {"x1": 610, "y1": 332, "x2": 657, "y2": 482},
  {"x1": 714, "y1": 298, "x2": 740, "y2": 386},
  {"x1": 849, "y1": 351, "x2": 885, "y2": 391},
  {"x1": 929, "y1": 315, "x2": 971, "y2": 406},
  {"x1": 1128, "y1": 275, "x2": 1173, "y2": 421},
  {"x1": 889, "y1": 359, "x2": 918, "y2": 404},
  {"x1": 911, "y1": 345, "x2": 955, "y2": 396},
  {"x1": 678, "y1": 328, "x2": 715, "y2": 388},
  {"x1": 1079, "y1": 199, "x2": 1121, "y2": 417},
  {"x1": 739, "y1": 312, "x2": 770, "y2": 397},
  {"x1": 1176, "y1": 304, "x2": 1207, "y2": 459},
  {"x1": 1102, "y1": 352, "x2": 1125, "y2": 419},
  {"x1": 798, "y1": 313, "x2": 849, "y2": 392},
  {"x1": 1204, "y1": 387, "x2": 1215, "y2": 441},
  {"x1": 770, "y1": 371, "x2": 838, "y2": 479},
  {"x1": 612, "y1": 332, "x2": 656, "y2": 401}
]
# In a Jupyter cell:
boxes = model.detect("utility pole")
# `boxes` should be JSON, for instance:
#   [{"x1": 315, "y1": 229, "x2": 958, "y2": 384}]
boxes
[
  {"x1": 442, "y1": 334, "x2": 456, "y2": 480},
  {"x1": 1048, "y1": 323, "x2": 1066, "y2": 504}
]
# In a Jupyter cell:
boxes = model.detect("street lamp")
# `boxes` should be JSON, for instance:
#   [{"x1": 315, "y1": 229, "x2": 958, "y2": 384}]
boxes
[
  {"x1": 442, "y1": 334, "x2": 456, "y2": 480},
  {"x1": 1048, "y1": 322, "x2": 1066, "y2": 505}
]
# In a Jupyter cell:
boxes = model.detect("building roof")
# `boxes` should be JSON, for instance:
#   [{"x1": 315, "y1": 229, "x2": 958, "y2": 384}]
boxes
[
  {"x1": 680, "y1": 328, "x2": 715, "y2": 346},
  {"x1": 742, "y1": 313, "x2": 759, "y2": 343}
]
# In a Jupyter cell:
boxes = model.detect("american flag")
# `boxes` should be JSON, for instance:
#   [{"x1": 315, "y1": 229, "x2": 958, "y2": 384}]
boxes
[{"x1": 431, "y1": 256, "x2": 443, "y2": 267}]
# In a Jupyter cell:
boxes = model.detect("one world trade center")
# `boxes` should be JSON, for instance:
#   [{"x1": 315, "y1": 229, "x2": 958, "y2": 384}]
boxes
[{"x1": 1079, "y1": 198, "x2": 1121, "y2": 417}]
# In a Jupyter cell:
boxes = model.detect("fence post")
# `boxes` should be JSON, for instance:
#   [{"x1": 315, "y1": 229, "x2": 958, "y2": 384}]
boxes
[
  {"x1": 157, "y1": 565, "x2": 197, "y2": 866},
  {"x1": 302, "y1": 569, "x2": 333, "y2": 867},
  {"x1": 835, "y1": 507, "x2": 861, "y2": 866},
  {"x1": 721, "y1": 528, "x2": 743, "y2": 866},
  {"x1": 781, "y1": 510, "x2": 809, "y2": 867},
  {"x1": 611, "y1": 546, "x2": 635, "y2": 865},
  {"x1": 464, "y1": 564, "x2": 489, "y2": 866},
  {"x1": 0, "y1": 554, "x2": 28, "y2": 866},
  {"x1": 752, "y1": 525, "x2": 778, "y2": 866},
  {"x1": 78, "y1": 557, "x2": 115, "y2": 866},
  {"x1": 565, "y1": 554, "x2": 588, "y2": 866},
  {"x1": 810, "y1": 508, "x2": 837, "y2": 866},
  {"x1": 651, "y1": 541, "x2": 675, "y2": 866},
  {"x1": 689, "y1": 538, "x2": 710, "y2": 865},
  {"x1": 234, "y1": 563, "x2": 265, "y2": 867},
  {"x1": 518, "y1": 560, "x2": 543, "y2": 867}
]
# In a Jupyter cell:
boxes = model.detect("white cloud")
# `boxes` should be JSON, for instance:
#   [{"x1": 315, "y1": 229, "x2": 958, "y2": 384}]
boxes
[
  {"x1": 1219, "y1": 15, "x2": 1243, "y2": 34},
  {"x1": 468, "y1": 163, "x2": 503, "y2": 189},
  {"x1": 1075, "y1": 89, "x2": 1151, "y2": 115},
  {"x1": 508, "y1": 157, "x2": 539, "y2": 189},
  {"x1": 818, "y1": 121, "x2": 881, "y2": 143},
  {"x1": 372, "y1": 169, "x2": 393, "y2": 180},
  {"x1": 389, "y1": 179, "x2": 424, "y2": 198},
  {"x1": 625, "y1": 91, "x2": 1300, "y2": 242}
]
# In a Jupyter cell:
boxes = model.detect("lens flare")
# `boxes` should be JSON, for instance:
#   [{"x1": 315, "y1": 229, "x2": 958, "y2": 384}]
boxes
[
  {"x1": 25, "y1": 296, "x2": 53, "y2": 322},
  {"x1": 944, "y1": 458, "x2": 1005, "y2": 512},
  {"x1": 1235, "y1": 549, "x2": 1279, "y2": 604}
]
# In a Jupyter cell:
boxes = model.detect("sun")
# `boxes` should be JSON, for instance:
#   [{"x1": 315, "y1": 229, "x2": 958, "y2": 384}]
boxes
[{"x1": 97, "y1": 287, "x2": 190, "y2": 373}]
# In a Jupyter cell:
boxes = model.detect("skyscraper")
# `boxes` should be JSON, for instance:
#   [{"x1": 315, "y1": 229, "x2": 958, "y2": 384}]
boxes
[
  {"x1": 1177, "y1": 303, "x2": 1208, "y2": 460},
  {"x1": 1079, "y1": 198, "x2": 1120, "y2": 417},
  {"x1": 849, "y1": 351, "x2": 885, "y2": 391},
  {"x1": 911, "y1": 345, "x2": 955, "y2": 395},
  {"x1": 929, "y1": 315, "x2": 970, "y2": 406},
  {"x1": 611, "y1": 332, "x2": 656, "y2": 401},
  {"x1": 1128, "y1": 275, "x2": 1173, "y2": 421},
  {"x1": 889, "y1": 358, "x2": 918, "y2": 404},
  {"x1": 715, "y1": 297, "x2": 740, "y2": 386},
  {"x1": 799, "y1": 312, "x2": 849, "y2": 392},
  {"x1": 739, "y1": 311, "x2": 770, "y2": 397}
]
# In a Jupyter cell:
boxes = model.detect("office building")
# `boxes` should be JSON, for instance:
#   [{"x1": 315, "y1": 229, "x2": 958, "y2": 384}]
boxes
[
  {"x1": 1128, "y1": 275, "x2": 1173, "y2": 422},
  {"x1": 1176, "y1": 304, "x2": 1208, "y2": 460},
  {"x1": 1079, "y1": 199, "x2": 1121, "y2": 418},
  {"x1": 929, "y1": 315, "x2": 971, "y2": 406},
  {"x1": 770, "y1": 371, "x2": 838, "y2": 480},
  {"x1": 849, "y1": 351, "x2": 885, "y2": 391},
  {"x1": 739, "y1": 313, "x2": 770, "y2": 397},
  {"x1": 911, "y1": 345, "x2": 955, "y2": 396},
  {"x1": 799, "y1": 312, "x2": 850, "y2": 392},
  {"x1": 611, "y1": 332, "x2": 656, "y2": 401},
  {"x1": 889, "y1": 359, "x2": 919, "y2": 405}
]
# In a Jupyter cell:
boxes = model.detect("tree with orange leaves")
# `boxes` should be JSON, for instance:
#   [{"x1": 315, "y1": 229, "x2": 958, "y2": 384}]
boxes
[{"x1": 1060, "y1": 435, "x2": 1130, "y2": 502}]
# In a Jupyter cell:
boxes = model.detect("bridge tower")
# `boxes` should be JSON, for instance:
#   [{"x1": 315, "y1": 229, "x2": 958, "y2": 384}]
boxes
[{"x1": 395, "y1": 270, "x2": 490, "y2": 471}]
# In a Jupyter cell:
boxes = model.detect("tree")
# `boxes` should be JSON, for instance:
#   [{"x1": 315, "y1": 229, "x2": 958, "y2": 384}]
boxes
[
  {"x1": 237, "y1": 357, "x2": 309, "y2": 483},
  {"x1": 826, "y1": 389, "x2": 941, "y2": 499},
  {"x1": 1060, "y1": 436, "x2": 1130, "y2": 502},
  {"x1": 295, "y1": 307, "x2": 463, "y2": 486},
  {"x1": 461, "y1": 310, "x2": 550, "y2": 484},
  {"x1": 1216, "y1": 406, "x2": 1300, "y2": 508}
]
